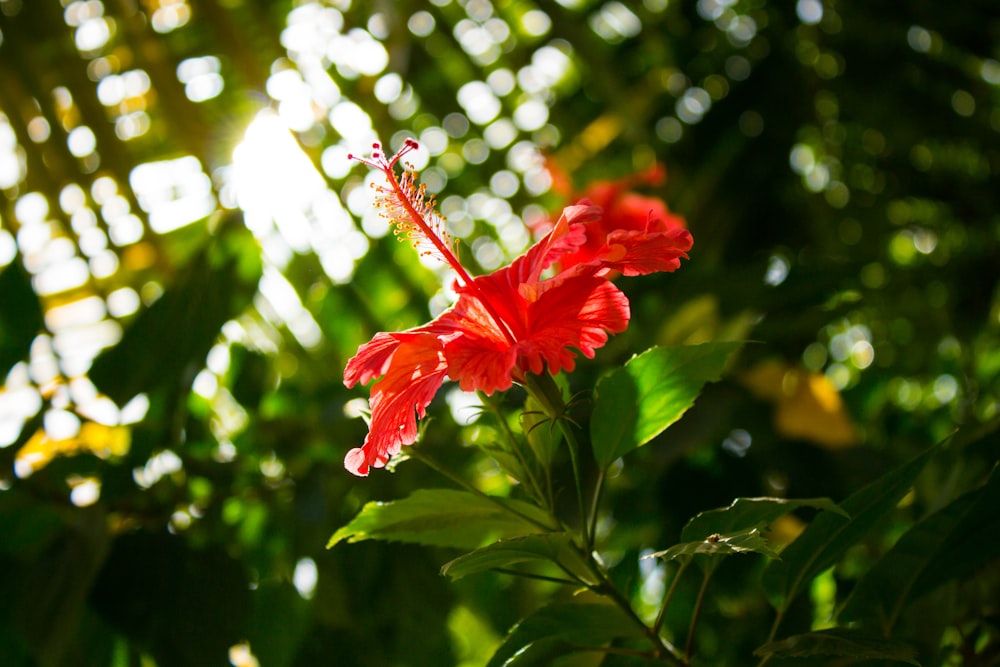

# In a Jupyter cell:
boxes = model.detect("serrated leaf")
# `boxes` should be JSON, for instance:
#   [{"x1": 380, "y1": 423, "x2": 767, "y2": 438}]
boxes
[
  {"x1": 591, "y1": 342, "x2": 742, "y2": 469},
  {"x1": 327, "y1": 489, "x2": 557, "y2": 550},
  {"x1": 648, "y1": 527, "x2": 780, "y2": 563},
  {"x1": 839, "y1": 466, "x2": 1000, "y2": 633},
  {"x1": 487, "y1": 602, "x2": 646, "y2": 667},
  {"x1": 754, "y1": 628, "x2": 919, "y2": 665},
  {"x1": 680, "y1": 497, "x2": 847, "y2": 544},
  {"x1": 441, "y1": 532, "x2": 589, "y2": 581},
  {"x1": 762, "y1": 443, "x2": 939, "y2": 610}
]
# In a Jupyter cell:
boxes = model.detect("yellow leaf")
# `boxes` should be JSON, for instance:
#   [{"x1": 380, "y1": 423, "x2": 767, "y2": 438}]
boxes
[
  {"x1": 16, "y1": 420, "x2": 132, "y2": 475},
  {"x1": 741, "y1": 361, "x2": 858, "y2": 449}
]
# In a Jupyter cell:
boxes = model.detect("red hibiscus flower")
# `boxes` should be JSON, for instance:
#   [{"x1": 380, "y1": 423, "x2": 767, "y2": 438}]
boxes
[
  {"x1": 538, "y1": 161, "x2": 689, "y2": 274},
  {"x1": 343, "y1": 140, "x2": 693, "y2": 476}
]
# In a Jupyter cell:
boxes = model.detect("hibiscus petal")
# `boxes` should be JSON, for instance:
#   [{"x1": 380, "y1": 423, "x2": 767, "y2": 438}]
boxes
[
  {"x1": 344, "y1": 331, "x2": 402, "y2": 388},
  {"x1": 440, "y1": 295, "x2": 520, "y2": 394},
  {"x1": 519, "y1": 277, "x2": 630, "y2": 375},
  {"x1": 598, "y1": 227, "x2": 693, "y2": 277},
  {"x1": 343, "y1": 330, "x2": 453, "y2": 476}
]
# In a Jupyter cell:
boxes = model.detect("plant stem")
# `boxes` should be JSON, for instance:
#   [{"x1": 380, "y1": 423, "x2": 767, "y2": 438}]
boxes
[
  {"x1": 478, "y1": 391, "x2": 549, "y2": 509},
  {"x1": 766, "y1": 604, "x2": 787, "y2": 644},
  {"x1": 587, "y1": 468, "x2": 606, "y2": 549},
  {"x1": 578, "y1": 548, "x2": 685, "y2": 665},
  {"x1": 523, "y1": 373, "x2": 592, "y2": 550},
  {"x1": 653, "y1": 558, "x2": 690, "y2": 637},
  {"x1": 684, "y1": 568, "x2": 714, "y2": 662},
  {"x1": 559, "y1": 418, "x2": 592, "y2": 551}
]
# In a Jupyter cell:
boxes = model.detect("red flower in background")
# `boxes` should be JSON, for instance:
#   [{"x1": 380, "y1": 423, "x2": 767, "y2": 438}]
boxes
[
  {"x1": 343, "y1": 141, "x2": 693, "y2": 476},
  {"x1": 537, "y1": 161, "x2": 689, "y2": 274}
]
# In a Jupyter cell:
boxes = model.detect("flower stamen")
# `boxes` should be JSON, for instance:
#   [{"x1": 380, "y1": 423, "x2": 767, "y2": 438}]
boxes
[
  {"x1": 350, "y1": 140, "x2": 518, "y2": 346},
  {"x1": 350, "y1": 140, "x2": 470, "y2": 283}
]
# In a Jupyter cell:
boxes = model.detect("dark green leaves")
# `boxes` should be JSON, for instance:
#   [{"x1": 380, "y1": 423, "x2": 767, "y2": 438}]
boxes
[
  {"x1": 90, "y1": 532, "x2": 250, "y2": 667},
  {"x1": 681, "y1": 497, "x2": 846, "y2": 543},
  {"x1": 328, "y1": 489, "x2": 557, "y2": 550},
  {"x1": 755, "y1": 628, "x2": 920, "y2": 665},
  {"x1": 0, "y1": 261, "x2": 43, "y2": 375},
  {"x1": 486, "y1": 602, "x2": 647, "y2": 667},
  {"x1": 762, "y1": 444, "x2": 939, "y2": 610},
  {"x1": 839, "y1": 466, "x2": 1000, "y2": 633},
  {"x1": 590, "y1": 342, "x2": 741, "y2": 469},
  {"x1": 89, "y1": 213, "x2": 262, "y2": 404}
]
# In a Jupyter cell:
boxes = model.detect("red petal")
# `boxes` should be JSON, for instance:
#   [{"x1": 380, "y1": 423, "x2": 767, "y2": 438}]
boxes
[
  {"x1": 444, "y1": 271, "x2": 630, "y2": 392},
  {"x1": 518, "y1": 276, "x2": 630, "y2": 375},
  {"x1": 597, "y1": 227, "x2": 693, "y2": 277},
  {"x1": 343, "y1": 328, "x2": 455, "y2": 476}
]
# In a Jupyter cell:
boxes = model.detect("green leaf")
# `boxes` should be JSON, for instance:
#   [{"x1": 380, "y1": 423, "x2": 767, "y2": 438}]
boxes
[
  {"x1": 89, "y1": 213, "x2": 262, "y2": 404},
  {"x1": 0, "y1": 261, "x2": 43, "y2": 376},
  {"x1": 327, "y1": 489, "x2": 557, "y2": 550},
  {"x1": 839, "y1": 466, "x2": 1000, "y2": 633},
  {"x1": 486, "y1": 602, "x2": 646, "y2": 667},
  {"x1": 441, "y1": 532, "x2": 591, "y2": 582},
  {"x1": 762, "y1": 443, "x2": 939, "y2": 610},
  {"x1": 591, "y1": 342, "x2": 742, "y2": 469},
  {"x1": 754, "y1": 628, "x2": 920, "y2": 665},
  {"x1": 647, "y1": 527, "x2": 780, "y2": 563},
  {"x1": 680, "y1": 497, "x2": 847, "y2": 543}
]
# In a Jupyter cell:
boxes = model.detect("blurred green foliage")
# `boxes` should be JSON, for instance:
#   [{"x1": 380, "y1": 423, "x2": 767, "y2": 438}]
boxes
[{"x1": 0, "y1": 0, "x2": 997, "y2": 665}]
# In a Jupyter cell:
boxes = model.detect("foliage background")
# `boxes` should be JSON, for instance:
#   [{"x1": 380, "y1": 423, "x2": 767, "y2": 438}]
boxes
[{"x1": 0, "y1": 0, "x2": 998, "y2": 665}]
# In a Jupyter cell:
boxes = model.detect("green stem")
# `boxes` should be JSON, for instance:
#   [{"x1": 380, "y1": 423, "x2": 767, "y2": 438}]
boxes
[
  {"x1": 478, "y1": 391, "x2": 549, "y2": 510},
  {"x1": 560, "y1": 419, "x2": 592, "y2": 550},
  {"x1": 653, "y1": 558, "x2": 690, "y2": 637},
  {"x1": 766, "y1": 604, "x2": 787, "y2": 644},
  {"x1": 578, "y1": 547, "x2": 685, "y2": 665},
  {"x1": 523, "y1": 373, "x2": 592, "y2": 550},
  {"x1": 587, "y1": 468, "x2": 606, "y2": 549},
  {"x1": 684, "y1": 568, "x2": 714, "y2": 662},
  {"x1": 407, "y1": 446, "x2": 557, "y2": 533}
]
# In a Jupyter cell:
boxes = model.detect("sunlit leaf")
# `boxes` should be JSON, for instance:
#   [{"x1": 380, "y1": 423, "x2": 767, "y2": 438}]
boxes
[
  {"x1": 591, "y1": 342, "x2": 742, "y2": 469},
  {"x1": 754, "y1": 628, "x2": 919, "y2": 665},
  {"x1": 486, "y1": 602, "x2": 646, "y2": 667},
  {"x1": 762, "y1": 443, "x2": 940, "y2": 610},
  {"x1": 680, "y1": 497, "x2": 847, "y2": 543},
  {"x1": 839, "y1": 466, "x2": 1000, "y2": 633},
  {"x1": 327, "y1": 489, "x2": 558, "y2": 550},
  {"x1": 647, "y1": 527, "x2": 780, "y2": 563}
]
